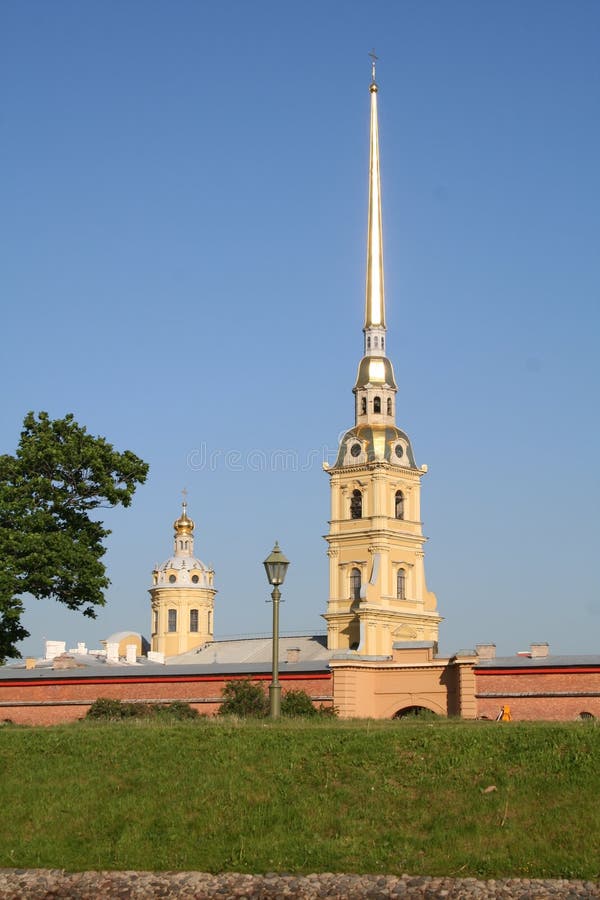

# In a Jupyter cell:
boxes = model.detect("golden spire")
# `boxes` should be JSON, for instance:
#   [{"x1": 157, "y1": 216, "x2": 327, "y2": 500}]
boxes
[{"x1": 364, "y1": 50, "x2": 385, "y2": 334}]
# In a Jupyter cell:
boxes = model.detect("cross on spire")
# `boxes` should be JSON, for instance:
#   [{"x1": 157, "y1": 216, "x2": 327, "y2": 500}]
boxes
[{"x1": 369, "y1": 49, "x2": 379, "y2": 83}]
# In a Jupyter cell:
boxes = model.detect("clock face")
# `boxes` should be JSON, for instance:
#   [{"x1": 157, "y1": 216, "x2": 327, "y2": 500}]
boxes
[
  {"x1": 395, "y1": 444, "x2": 404, "y2": 459},
  {"x1": 350, "y1": 443, "x2": 362, "y2": 458}
]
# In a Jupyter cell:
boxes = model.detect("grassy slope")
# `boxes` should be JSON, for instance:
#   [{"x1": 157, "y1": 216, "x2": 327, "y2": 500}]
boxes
[{"x1": 0, "y1": 718, "x2": 599, "y2": 877}]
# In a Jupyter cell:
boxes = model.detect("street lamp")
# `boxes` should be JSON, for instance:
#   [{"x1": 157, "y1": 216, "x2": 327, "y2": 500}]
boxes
[{"x1": 263, "y1": 541, "x2": 290, "y2": 719}]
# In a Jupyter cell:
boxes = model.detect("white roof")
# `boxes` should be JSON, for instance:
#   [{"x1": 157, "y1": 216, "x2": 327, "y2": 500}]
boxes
[{"x1": 167, "y1": 634, "x2": 329, "y2": 666}]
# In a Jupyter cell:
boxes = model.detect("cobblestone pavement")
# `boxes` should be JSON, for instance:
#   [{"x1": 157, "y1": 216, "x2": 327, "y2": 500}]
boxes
[{"x1": 0, "y1": 871, "x2": 599, "y2": 899}]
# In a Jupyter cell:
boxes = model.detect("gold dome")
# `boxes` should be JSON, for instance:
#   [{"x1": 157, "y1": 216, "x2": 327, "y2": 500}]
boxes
[{"x1": 173, "y1": 503, "x2": 195, "y2": 535}]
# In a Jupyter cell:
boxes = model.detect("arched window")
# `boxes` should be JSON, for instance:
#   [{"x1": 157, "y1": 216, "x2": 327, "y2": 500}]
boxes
[
  {"x1": 361, "y1": 397, "x2": 367, "y2": 415},
  {"x1": 373, "y1": 396, "x2": 381, "y2": 414},
  {"x1": 395, "y1": 490, "x2": 404, "y2": 519},
  {"x1": 367, "y1": 336, "x2": 371, "y2": 349},
  {"x1": 397, "y1": 568, "x2": 406, "y2": 600},
  {"x1": 381, "y1": 337, "x2": 384, "y2": 350},
  {"x1": 190, "y1": 609, "x2": 199, "y2": 632},
  {"x1": 350, "y1": 567, "x2": 361, "y2": 600},
  {"x1": 168, "y1": 609, "x2": 177, "y2": 632},
  {"x1": 350, "y1": 489, "x2": 362, "y2": 519},
  {"x1": 387, "y1": 397, "x2": 392, "y2": 416}
]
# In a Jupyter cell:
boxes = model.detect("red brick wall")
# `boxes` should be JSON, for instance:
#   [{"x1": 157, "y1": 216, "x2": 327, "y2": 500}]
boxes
[
  {"x1": 8, "y1": 664, "x2": 600, "y2": 724},
  {"x1": 476, "y1": 668, "x2": 600, "y2": 721},
  {"x1": 0, "y1": 672, "x2": 333, "y2": 726}
]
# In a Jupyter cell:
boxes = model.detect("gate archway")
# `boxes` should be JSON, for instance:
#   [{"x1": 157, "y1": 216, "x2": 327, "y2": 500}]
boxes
[{"x1": 393, "y1": 705, "x2": 439, "y2": 720}]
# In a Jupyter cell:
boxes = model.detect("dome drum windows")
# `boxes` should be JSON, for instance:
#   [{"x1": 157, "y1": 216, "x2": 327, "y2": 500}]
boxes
[
  {"x1": 190, "y1": 609, "x2": 199, "y2": 633},
  {"x1": 168, "y1": 609, "x2": 177, "y2": 632},
  {"x1": 168, "y1": 574, "x2": 177, "y2": 584},
  {"x1": 373, "y1": 396, "x2": 381, "y2": 414}
]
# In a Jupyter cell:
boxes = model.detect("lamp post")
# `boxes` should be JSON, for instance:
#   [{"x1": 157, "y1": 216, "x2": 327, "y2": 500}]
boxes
[{"x1": 263, "y1": 541, "x2": 290, "y2": 719}]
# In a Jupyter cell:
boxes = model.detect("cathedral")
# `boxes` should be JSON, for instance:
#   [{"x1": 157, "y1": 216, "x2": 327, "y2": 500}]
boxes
[
  {"x1": 145, "y1": 59, "x2": 443, "y2": 670},
  {"x1": 3, "y1": 64, "x2": 599, "y2": 725},
  {"x1": 323, "y1": 59, "x2": 441, "y2": 658},
  {"x1": 132, "y1": 60, "x2": 473, "y2": 720}
]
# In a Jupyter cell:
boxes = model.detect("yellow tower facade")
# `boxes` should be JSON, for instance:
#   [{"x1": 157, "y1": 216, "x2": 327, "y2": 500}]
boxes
[
  {"x1": 149, "y1": 502, "x2": 216, "y2": 657},
  {"x1": 324, "y1": 62, "x2": 441, "y2": 657}
]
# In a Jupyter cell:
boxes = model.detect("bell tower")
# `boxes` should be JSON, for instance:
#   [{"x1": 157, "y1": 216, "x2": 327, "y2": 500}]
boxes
[{"x1": 323, "y1": 59, "x2": 441, "y2": 656}]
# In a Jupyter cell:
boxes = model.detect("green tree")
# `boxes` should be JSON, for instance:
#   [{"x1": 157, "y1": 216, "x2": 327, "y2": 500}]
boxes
[
  {"x1": 0, "y1": 411, "x2": 149, "y2": 662},
  {"x1": 281, "y1": 689, "x2": 318, "y2": 718},
  {"x1": 218, "y1": 679, "x2": 270, "y2": 717}
]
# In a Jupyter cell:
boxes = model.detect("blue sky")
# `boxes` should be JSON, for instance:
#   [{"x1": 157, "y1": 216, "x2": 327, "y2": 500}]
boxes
[{"x1": 2, "y1": 0, "x2": 599, "y2": 659}]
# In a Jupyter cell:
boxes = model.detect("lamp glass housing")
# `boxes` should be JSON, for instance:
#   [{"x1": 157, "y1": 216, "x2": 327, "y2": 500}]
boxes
[{"x1": 263, "y1": 542, "x2": 290, "y2": 586}]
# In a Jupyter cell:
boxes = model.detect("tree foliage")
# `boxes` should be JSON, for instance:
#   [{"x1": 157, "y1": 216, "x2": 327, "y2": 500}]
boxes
[
  {"x1": 280, "y1": 689, "x2": 318, "y2": 717},
  {"x1": 0, "y1": 411, "x2": 149, "y2": 662},
  {"x1": 218, "y1": 679, "x2": 270, "y2": 717},
  {"x1": 217, "y1": 681, "x2": 336, "y2": 719},
  {"x1": 86, "y1": 698, "x2": 199, "y2": 721}
]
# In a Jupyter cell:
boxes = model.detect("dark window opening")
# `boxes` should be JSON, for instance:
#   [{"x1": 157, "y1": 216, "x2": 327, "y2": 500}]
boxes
[
  {"x1": 395, "y1": 490, "x2": 404, "y2": 519},
  {"x1": 374, "y1": 396, "x2": 381, "y2": 413},
  {"x1": 397, "y1": 568, "x2": 406, "y2": 599},
  {"x1": 168, "y1": 609, "x2": 177, "y2": 632},
  {"x1": 387, "y1": 397, "x2": 392, "y2": 415},
  {"x1": 350, "y1": 489, "x2": 362, "y2": 519},
  {"x1": 361, "y1": 397, "x2": 367, "y2": 415},
  {"x1": 190, "y1": 609, "x2": 199, "y2": 632},
  {"x1": 168, "y1": 574, "x2": 176, "y2": 584},
  {"x1": 350, "y1": 567, "x2": 361, "y2": 601}
]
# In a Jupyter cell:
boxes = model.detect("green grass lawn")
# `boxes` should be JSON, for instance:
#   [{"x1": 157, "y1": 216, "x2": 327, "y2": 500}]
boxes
[{"x1": 1, "y1": 717, "x2": 599, "y2": 877}]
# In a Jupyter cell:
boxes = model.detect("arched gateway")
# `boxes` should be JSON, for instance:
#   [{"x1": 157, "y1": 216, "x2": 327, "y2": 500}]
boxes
[{"x1": 393, "y1": 705, "x2": 439, "y2": 719}]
